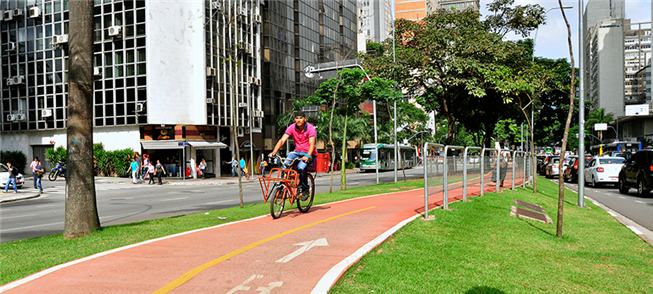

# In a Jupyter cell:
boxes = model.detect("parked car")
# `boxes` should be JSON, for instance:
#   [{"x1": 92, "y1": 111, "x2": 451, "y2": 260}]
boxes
[
  {"x1": 537, "y1": 154, "x2": 555, "y2": 175},
  {"x1": 618, "y1": 149, "x2": 653, "y2": 195},
  {"x1": 0, "y1": 163, "x2": 24, "y2": 190},
  {"x1": 544, "y1": 156, "x2": 561, "y2": 178},
  {"x1": 563, "y1": 155, "x2": 593, "y2": 183},
  {"x1": 584, "y1": 157, "x2": 625, "y2": 187}
]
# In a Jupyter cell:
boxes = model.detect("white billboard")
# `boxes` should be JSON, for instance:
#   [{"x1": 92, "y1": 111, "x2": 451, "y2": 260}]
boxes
[
  {"x1": 625, "y1": 104, "x2": 649, "y2": 116},
  {"x1": 594, "y1": 123, "x2": 607, "y2": 131}
]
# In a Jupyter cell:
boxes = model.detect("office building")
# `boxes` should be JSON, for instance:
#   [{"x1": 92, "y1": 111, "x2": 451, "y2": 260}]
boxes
[
  {"x1": 2, "y1": 0, "x2": 358, "y2": 176},
  {"x1": 436, "y1": 0, "x2": 479, "y2": 11},
  {"x1": 357, "y1": 0, "x2": 393, "y2": 46},
  {"x1": 623, "y1": 20, "x2": 651, "y2": 104},
  {"x1": 395, "y1": 0, "x2": 428, "y2": 21}
]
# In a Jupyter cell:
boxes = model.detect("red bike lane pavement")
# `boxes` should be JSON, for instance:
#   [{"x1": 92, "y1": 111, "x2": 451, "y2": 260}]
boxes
[{"x1": 2, "y1": 176, "x2": 521, "y2": 294}]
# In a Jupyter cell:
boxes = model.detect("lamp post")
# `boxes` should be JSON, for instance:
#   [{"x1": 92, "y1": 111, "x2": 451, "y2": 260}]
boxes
[
  {"x1": 577, "y1": 0, "x2": 586, "y2": 207},
  {"x1": 304, "y1": 61, "x2": 379, "y2": 184}
]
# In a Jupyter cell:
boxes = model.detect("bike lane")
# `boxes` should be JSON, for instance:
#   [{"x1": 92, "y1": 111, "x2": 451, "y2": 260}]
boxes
[{"x1": 2, "y1": 177, "x2": 521, "y2": 294}]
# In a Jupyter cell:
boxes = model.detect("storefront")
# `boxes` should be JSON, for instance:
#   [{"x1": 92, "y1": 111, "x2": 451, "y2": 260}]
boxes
[{"x1": 140, "y1": 140, "x2": 184, "y2": 177}]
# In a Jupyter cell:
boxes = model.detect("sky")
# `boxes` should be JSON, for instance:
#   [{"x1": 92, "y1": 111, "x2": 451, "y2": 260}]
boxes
[{"x1": 479, "y1": 0, "x2": 652, "y2": 61}]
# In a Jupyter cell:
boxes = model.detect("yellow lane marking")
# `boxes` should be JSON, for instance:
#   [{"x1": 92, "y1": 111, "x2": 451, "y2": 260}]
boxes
[{"x1": 153, "y1": 206, "x2": 377, "y2": 294}]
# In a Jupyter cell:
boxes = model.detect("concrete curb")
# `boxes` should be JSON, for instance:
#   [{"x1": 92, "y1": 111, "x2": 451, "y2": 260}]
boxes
[{"x1": 0, "y1": 192, "x2": 41, "y2": 203}]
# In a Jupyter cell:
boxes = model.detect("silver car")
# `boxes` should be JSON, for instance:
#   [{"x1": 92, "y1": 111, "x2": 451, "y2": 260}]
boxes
[{"x1": 0, "y1": 163, "x2": 25, "y2": 190}]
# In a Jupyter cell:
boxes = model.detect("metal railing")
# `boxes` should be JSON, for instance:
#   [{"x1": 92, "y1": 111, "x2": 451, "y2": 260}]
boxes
[{"x1": 423, "y1": 143, "x2": 533, "y2": 219}]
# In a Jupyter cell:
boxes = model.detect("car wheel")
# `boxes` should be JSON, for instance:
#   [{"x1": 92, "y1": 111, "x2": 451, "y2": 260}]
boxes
[
  {"x1": 592, "y1": 176, "x2": 600, "y2": 188},
  {"x1": 637, "y1": 178, "x2": 650, "y2": 196},
  {"x1": 618, "y1": 177, "x2": 629, "y2": 194}
]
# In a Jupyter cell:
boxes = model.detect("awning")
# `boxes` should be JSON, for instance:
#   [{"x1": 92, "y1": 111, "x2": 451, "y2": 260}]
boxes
[
  {"x1": 188, "y1": 141, "x2": 228, "y2": 149},
  {"x1": 141, "y1": 140, "x2": 184, "y2": 150}
]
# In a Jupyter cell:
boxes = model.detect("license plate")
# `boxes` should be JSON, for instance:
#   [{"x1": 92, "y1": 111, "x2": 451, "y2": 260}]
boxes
[{"x1": 610, "y1": 177, "x2": 617, "y2": 180}]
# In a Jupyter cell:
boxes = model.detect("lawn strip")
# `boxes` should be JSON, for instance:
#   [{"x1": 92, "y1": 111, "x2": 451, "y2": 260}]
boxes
[{"x1": 330, "y1": 177, "x2": 653, "y2": 294}]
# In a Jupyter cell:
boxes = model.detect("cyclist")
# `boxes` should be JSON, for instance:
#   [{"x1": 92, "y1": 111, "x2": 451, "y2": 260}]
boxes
[{"x1": 269, "y1": 111, "x2": 316, "y2": 200}]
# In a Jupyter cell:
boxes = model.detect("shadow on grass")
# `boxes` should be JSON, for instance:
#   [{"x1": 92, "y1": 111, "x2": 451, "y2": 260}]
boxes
[{"x1": 465, "y1": 286, "x2": 506, "y2": 294}]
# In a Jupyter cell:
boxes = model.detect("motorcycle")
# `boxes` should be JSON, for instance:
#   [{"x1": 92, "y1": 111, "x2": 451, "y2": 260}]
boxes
[{"x1": 48, "y1": 161, "x2": 67, "y2": 181}]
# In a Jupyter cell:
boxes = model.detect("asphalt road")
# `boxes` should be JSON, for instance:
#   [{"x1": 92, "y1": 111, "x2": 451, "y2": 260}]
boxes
[
  {"x1": 0, "y1": 168, "x2": 425, "y2": 242},
  {"x1": 560, "y1": 179, "x2": 653, "y2": 233}
]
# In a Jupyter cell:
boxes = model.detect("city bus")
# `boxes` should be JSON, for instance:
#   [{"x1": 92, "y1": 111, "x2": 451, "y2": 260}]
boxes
[{"x1": 359, "y1": 143, "x2": 417, "y2": 171}]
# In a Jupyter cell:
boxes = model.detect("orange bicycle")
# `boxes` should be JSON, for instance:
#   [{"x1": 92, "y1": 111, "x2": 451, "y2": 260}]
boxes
[{"x1": 259, "y1": 155, "x2": 316, "y2": 219}]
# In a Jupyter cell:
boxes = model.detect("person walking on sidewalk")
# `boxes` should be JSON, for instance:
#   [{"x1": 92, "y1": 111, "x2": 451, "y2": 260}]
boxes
[
  {"x1": 239, "y1": 157, "x2": 249, "y2": 180},
  {"x1": 129, "y1": 158, "x2": 139, "y2": 184},
  {"x1": 147, "y1": 161, "x2": 156, "y2": 185},
  {"x1": 269, "y1": 110, "x2": 316, "y2": 200},
  {"x1": 226, "y1": 157, "x2": 239, "y2": 177},
  {"x1": 141, "y1": 154, "x2": 150, "y2": 180},
  {"x1": 199, "y1": 159, "x2": 207, "y2": 179},
  {"x1": 155, "y1": 160, "x2": 166, "y2": 185},
  {"x1": 30, "y1": 156, "x2": 39, "y2": 189},
  {"x1": 261, "y1": 158, "x2": 268, "y2": 176},
  {"x1": 3, "y1": 162, "x2": 18, "y2": 194},
  {"x1": 134, "y1": 152, "x2": 142, "y2": 180},
  {"x1": 34, "y1": 159, "x2": 44, "y2": 194}
]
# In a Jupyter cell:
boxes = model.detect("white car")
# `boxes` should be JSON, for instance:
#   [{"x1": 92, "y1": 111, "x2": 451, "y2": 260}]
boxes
[
  {"x1": 584, "y1": 156, "x2": 625, "y2": 187},
  {"x1": 0, "y1": 164, "x2": 25, "y2": 190}
]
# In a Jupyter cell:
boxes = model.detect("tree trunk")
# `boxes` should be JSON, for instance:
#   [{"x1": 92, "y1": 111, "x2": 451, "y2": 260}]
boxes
[
  {"x1": 341, "y1": 115, "x2": 348, "y2": 191},
  {"x1": 328, "y1": 76, "x2": 342, "y2": 194},
  {"x1": 557, "y1": 0, "x2": 576, "y2": 238},
  {"x1": 64, "y1": 0, "x2": 100, "y2": 239}
]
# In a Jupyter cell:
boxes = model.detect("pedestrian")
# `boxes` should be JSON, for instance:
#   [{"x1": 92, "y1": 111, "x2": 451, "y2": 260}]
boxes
[
  {"x1": 261, "y1": 158, "x2": 268, "y2": 176},
  {"x1": 30, "y1": 156, "x2": 39, "y2": 189},
  {"x1": 130, "y1": 158, "x2": 139, "y2": 184},
  {"x1": 239, "y1": 157, "x2": 249, "y2": 179},
  {"x1": 134, "y1": 152, "x2": 142, "y2": 179},
  {"x1": 3, "y1": 162, "x2": 18, "y2": 194},
  {"x1": 34, "y1": 159, "x2": 44, "y2": 194},
  {"x1": 155, "y1": 159, "x2": 166, "y2": 185},
  {"x1": 199, "y1": 158, "x2": 207, "y2": 179},
  {"x1": 226, "y1": 157, "x2": 239, "y2": 177},
  {"x1": 142, "y1": 154, "x2": 150, "y2": 180},
  {"x1": 147, "y1": 161, "x2": 156, "y2": 185}
]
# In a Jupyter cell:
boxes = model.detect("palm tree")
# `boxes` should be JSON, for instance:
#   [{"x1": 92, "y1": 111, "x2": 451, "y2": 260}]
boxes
[{"x1": 585, "y1": 108, "x2": 614, "y2": 140}]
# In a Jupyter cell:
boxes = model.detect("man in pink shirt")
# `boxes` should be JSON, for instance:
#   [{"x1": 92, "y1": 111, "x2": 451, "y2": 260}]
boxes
[{"x1": 269, "y1": 111, "x2": 316, "y2": 200}]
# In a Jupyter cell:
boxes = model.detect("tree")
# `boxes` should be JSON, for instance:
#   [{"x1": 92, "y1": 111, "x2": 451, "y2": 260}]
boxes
[
  {"x1": 585, "y1": 108, "x2": 614, "y2": 141},
  {"x1": 64, "y1": 0, "x2": 100, "y2": 239},
  {"x1": 555, "y1": 0, "x2": 576, "y2": 238}
]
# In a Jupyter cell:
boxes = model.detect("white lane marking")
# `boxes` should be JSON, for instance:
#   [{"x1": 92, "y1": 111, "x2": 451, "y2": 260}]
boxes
[
  {"x1": 1, "y1": 214, "x2": 38, "y2": 220},
  {"x1": 634, "y1": 200, "x2": 647, "y2": 204},
  {"x1": 206, "y1": 200, "x2": 233, "y2": 205},
  {"x1": 110, "y1": 197, "x2": 134, "y2": 200},
  {"x1": 159, "y1": 197, "x2": 189, "y2": 202},
  {"x1": 627, "y1": 226, "x2": 643, "y2": 235},
  {"x1": 619, "y1": 196, "x2": 626, "y2": 199},
  {"x1": 276, "y1": 238, "x2": 329, "y2": 263},
  {"x1": 226, "y1": 275, "x2": 282, "y2": 294},
  {"x1": 1, "y1": 222, "x2": 64, "y2": 232}
]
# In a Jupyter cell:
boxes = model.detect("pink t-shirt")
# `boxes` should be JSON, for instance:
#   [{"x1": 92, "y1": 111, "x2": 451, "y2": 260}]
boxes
[
  {"x1": 285, "y1": 122, "x2": 316, "y2": 154},
  {"x1": 30, "y1": 161, "x2": 37, "y2": 172}
]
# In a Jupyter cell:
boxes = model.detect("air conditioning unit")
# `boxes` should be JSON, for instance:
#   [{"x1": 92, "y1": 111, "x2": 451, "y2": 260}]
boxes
[
  {"x1": 13, "y1": 8, "x2": 23, "y2": 17},
  {"x1": 254, "y1": 14, "x2": 261, "y2": 23},
  {"x1": 6, "y1": 114, "x2": 17, "y2": 122},
  {"x1": 51, "y1": 34, "x2": 68, "y2": 45},
  {"x1": 211, "y1": 1, "x2": 221, "y2": 10},
  {"x1": 253, "y1": 110, "x2": 264, "y2": 118},
  {"x1": 245, "y1": 43, "x2": 253, "y2": 54},
  {"x1": 3, "y1": 10, "x2": 13, "y2": 21},
  {"x1": 238, "y1": 102, "x2": 247, "y2": 108},
  {"x1": 207, "y1": 98, "x2": 215, "y2": 103},
  {"x1": 248, "y1": 76, "x2": 261, "y2": 86},
  {"x1": 41, "y1": 109, "x2": 53, "y2": 117},
  {"x1": 6, "y1": 76, "x2": 25, "y2": 86},
  {"x1": 237, "y1": 127, "x2": 244, "y2": 137},
  {"x1": 206, "y1": 67, "x2": 217, "y2": 77},
  {"x1": 16, "y1": 114, "x2": 26, "y2": 121},
  {"x1": 0, "y1": 10, "x2": 4, "y2": 21},
  {"x1": 29, "y1": 6, "x2": 41, "y2": 18},
  {"x1": 108, "y1": 26, "x2": 122, "y2": 37},
  {"x1": 136, "y1": 103, "x2": 144, "y2": 112},
  {"x1": 245, "y1": 128, "x2": 250, "y2": 134},
  {"x1": 93, "y1": 67, "x2": 102, "y2": 76},
  {"x1": 238, "y1": 7, "x2": 247, "y2": 16},
  {"x1": 5, "y1": 41, "x2": 16, "y2": 52}
]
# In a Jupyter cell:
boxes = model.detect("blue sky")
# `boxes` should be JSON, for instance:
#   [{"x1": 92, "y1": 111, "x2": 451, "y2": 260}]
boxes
[{"x1": 480, "y1": 0, "x2": 652, "y2": 61}]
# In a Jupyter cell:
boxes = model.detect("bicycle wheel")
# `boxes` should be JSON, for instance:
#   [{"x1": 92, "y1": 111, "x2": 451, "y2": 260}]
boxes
[
  {"x1": 48, "y1": 170, "x2": 58, "y2": 181},
  {"x1": 269, "y1": 184, "x2": 286, "y2": 219},
  {"x1": 297, "y1": 173, "x2": 315, "y2": 213}
]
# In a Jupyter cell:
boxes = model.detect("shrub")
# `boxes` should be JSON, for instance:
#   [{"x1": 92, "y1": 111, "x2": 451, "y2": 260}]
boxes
[
  {"x1": 0, "y1": 150, "x2": 27, "y2": 173},
  {"x1": 345, "y1": 161, "x2": 355, "y2": 169},
  {"x1": 45, "y1": 146, "x2": 67, "y2": 167}
]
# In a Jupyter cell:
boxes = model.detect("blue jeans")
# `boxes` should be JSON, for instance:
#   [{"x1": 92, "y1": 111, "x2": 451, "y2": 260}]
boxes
[
  {"x1": 33, "y1": 172, "x2": 38, "y2": 189},
  {"x1": 4, "y1": 178, "x2": 17, "y2": 193},
  {"x1": 231, "y1": 166, "x2": 239, "y2": 177},
  {"x1": 285, "y1": 151, "x2": 312, "y2": 189},
  {"x1": 36, "y1": 176, "x2": 43, "y2": 192}
]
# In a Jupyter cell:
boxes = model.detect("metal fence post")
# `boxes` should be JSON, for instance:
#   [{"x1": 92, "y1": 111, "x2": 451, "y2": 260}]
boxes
[
  {"x1": 463, "y1": 149, "x2": 468, "y2": 201},
  {"x1": 523, "y1": 152, "x2": 527, "y2": 188},
  {"x1": 511, "y1": 151, "x2": 516, "y2": 190},
  {"x1": 423, "y1": 142, "x2": 429, "y2": 219}
]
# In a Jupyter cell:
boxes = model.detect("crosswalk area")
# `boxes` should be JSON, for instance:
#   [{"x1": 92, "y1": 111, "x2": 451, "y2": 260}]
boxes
[{"x1": 43, "y1": 183, "x2": 154, "y2": 195}]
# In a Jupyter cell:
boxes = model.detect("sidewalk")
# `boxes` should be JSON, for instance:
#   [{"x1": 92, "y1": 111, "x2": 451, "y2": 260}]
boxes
[{"x1": 0, "y1": 169, "x2": 362, "y2": 203}]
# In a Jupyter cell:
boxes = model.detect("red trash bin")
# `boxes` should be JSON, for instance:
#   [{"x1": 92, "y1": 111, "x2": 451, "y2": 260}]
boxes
[{"x1": 316, "y1": 153, "x2": 330, "y2": 173}]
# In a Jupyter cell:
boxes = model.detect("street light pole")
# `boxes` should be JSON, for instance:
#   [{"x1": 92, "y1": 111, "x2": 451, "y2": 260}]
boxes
[{"x1": 578, "y1": 0, "x2": 586, "y2": 207}]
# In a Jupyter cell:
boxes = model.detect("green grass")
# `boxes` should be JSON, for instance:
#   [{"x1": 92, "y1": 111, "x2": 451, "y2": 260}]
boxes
[
  {"x1": 0, "y1": 179, "x2": 423, "y2": 285},
  {"x1": 330, "y1": 177, "x2": 653, "y2": 294}
]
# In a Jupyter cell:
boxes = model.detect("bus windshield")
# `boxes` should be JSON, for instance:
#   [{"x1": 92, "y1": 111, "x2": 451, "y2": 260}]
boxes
[{"x1": 361, "y1": 149, "x2": 376, "y2": 161}]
